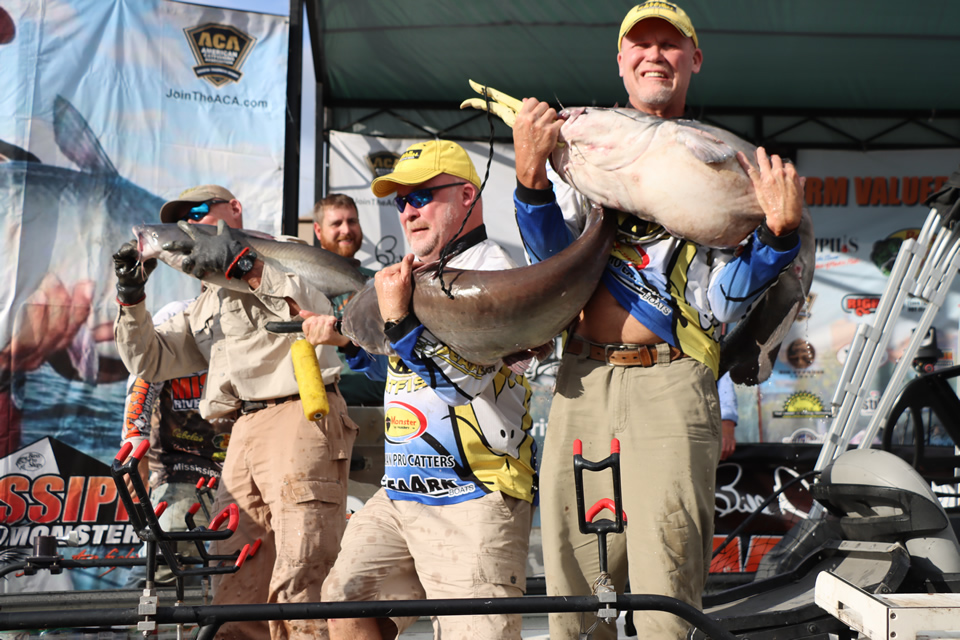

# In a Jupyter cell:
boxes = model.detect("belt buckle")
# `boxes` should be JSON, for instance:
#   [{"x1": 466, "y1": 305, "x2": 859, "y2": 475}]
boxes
[
  {"x1": 603, "y1": 344, "x2": 630, "y2": 366},
  {"x1": 241, "y1": 400, "x2": 268, "y2": 415}
]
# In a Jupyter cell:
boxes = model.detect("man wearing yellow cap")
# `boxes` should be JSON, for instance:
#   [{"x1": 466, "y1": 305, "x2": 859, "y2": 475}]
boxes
[
  {"x1": 302, "y1": 140, "x2": 538, "y2": 640},
  {"x1": 512, "y1": 2, "x2": 805, "y2": 639}
]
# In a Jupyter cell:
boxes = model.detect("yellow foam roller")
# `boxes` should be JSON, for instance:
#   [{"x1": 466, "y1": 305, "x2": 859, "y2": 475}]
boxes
[{"x1": 291, "y1": 338, "x2": 329, "y2": 420}]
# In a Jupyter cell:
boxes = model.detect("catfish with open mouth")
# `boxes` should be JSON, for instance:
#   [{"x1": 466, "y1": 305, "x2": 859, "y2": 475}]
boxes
[{"x1": 133, "y1": 222, "x2": 368, "y2": 299}]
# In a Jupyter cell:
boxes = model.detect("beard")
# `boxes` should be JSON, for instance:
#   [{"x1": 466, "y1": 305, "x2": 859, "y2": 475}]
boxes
[{"x1": 326, "y1": 235, "x2": 362, "y2": 258}]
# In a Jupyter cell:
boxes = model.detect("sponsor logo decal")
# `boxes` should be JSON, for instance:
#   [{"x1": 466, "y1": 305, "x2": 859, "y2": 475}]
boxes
[
  {"x1": 815, "y1": 236, "x2": 859, "y2": 254},
  {"x1": 184, "y1": 23, "x2": 257, "y2": 87},
  {"x1": 396, "y1": 149, "x2": 422, "y2": 164},
  {"x1": 384, "y1": 401, "x2": 427, "y2": 444},
  {"x1": 785, "y1": 339, "x2": 816, "y2": 369},
  {"x1": 841, "y1": 293, "x2": 881, "y2": 317},
  {"x1": 773, "y1": 391, "x2": 832, "y2": 418}
]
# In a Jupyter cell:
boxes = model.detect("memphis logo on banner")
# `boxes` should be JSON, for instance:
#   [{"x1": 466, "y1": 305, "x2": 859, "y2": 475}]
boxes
[{"x1": 0, "y1": 0, "x2": 287, "y2": 592}]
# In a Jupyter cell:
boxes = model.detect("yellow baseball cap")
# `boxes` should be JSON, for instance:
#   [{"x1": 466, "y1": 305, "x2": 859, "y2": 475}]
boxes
[
  {"x1": 371, "y1": 140, "x2": 481, "y2": 198},
  {"x1": 618, "y1": 1, "x2": 698, "y2": 51},
  {"x1": 159, "y1": 184, "x2": 236, "y2": 223}
]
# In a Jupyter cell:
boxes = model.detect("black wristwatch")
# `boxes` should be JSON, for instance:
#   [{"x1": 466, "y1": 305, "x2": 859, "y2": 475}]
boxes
[{"x1": 229, "y1": 249, "x2": 258, "y2": 279}]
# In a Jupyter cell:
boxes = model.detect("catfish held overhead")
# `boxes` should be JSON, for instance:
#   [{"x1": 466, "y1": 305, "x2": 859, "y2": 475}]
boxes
[
  {"x1": 462, "y1": 80, "x2": 814, "y2": 384},
  {"x1": 462, "y1": 79, "x2": 770, "y2": 249},
  {"x1": 340, "y1": 204, "x2": 618, "y2": 367}
]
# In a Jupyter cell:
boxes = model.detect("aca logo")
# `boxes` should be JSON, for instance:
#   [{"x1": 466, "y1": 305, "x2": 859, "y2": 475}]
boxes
[
  {"x1": 366, "y1": 150, "x2": 401, "y2": 179},
  {"x1": 184, "y1": 23, "x2": 257, "y2": 87},
  {"x1": 384, "y1": 402, "x2": 428, "y2": 444}
]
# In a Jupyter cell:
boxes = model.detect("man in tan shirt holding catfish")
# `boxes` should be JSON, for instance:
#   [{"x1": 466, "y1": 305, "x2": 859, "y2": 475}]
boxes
[{"x1": 113, "y1": 185, "x2": 358, "y2": 640}]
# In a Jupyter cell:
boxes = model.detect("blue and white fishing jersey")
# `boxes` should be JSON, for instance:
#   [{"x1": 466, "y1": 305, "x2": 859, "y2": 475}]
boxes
[
  {"x1": 514, "y1": 178, "x2": 801, "y2": 379},
  {"x1": 346, "y1": 228, "x2": 538, "y2": 507}
]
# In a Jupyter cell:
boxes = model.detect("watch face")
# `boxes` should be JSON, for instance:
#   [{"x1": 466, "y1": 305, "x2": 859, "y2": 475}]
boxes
[{"x1": 237, "y1": 256, "x2": 254, "y2": 273}]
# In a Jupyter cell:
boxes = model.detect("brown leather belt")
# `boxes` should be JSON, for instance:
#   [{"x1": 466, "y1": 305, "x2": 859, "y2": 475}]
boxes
[{"x1": 565, "y1": 335, "x2": 685, "y2": 367}]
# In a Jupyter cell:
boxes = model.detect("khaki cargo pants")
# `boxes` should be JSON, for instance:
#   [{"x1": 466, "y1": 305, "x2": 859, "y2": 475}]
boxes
[
  {"x1": 211, "y1": 390, "x2": 357, "y2": 640},
  {"x1": 539, "y1": 352, "x2": 721, "y2": 640}
]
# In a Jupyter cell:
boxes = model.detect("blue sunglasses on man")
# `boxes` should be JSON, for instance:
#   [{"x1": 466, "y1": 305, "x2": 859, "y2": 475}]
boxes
[
  {"x1": 394, "y1": 182, "x2": 465, "y2": 213},
  {"x1": 183, "y1": 198, "x2": 228, "y2": 221}
]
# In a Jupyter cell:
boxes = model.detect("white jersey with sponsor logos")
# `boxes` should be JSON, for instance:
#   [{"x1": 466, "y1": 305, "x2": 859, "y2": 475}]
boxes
[{"x1": 347, "y1": 231, "x2": 538, "y2": 506}]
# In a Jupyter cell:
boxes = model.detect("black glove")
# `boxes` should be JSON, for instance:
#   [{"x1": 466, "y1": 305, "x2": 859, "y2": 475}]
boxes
[
  {"x1": 162, "y1": 220, "x2": 256, "y2": 279},
  {"x1": 113, "y1": 240, "x2": 157, "y2": 305}
]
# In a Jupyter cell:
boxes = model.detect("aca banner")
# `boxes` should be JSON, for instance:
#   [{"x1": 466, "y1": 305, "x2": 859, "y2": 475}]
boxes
[{"x1": 0, "y1": 0, "x2": 288, "y2": 591}]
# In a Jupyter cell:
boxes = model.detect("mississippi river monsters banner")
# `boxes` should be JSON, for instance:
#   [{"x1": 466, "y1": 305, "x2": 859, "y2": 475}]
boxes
[{"x1": 0, "y1": 0, "x2": 287, "y2": 591}]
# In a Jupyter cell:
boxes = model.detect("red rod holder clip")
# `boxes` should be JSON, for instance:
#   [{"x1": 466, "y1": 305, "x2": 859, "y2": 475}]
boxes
[
  {"x1": 235, "y1": 543, "x2": 251, "y2": 568},
  {"x1": 132, "y1": 439, "x2": 151, "y2": 461},
  {"x1": 210, "y1": 503, "x2": 240, "y2": 533},
  {"x1": 585, "y1": 498, "x2": 628, "y2": 524},
  {"x1": 115, "y1": 442, "x2": 133, "y2": 463}
]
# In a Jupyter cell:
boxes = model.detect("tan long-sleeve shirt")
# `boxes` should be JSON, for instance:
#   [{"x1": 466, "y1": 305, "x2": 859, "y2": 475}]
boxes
[{"x1": 115, "y1": 261, "x2": 341, "y2": 420}]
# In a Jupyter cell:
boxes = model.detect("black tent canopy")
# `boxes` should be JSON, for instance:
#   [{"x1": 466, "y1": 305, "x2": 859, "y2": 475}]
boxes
[{"x1": 280, "y1": 0, "x2": 960, "y2": 228}]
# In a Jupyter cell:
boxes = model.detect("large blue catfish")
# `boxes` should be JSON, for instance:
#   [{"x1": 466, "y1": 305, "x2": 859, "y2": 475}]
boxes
[
  {"x1": 341, "y1": 204, "x2": 618, "y2": 367},
  {"x1": 463, "y1": 81, "x2": 815, "y2": 384}
]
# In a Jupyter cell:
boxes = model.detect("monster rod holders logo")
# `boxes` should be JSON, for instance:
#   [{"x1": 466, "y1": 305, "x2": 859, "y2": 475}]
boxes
[{"x1": 184, "y1": 23, "x2": 257, "y2": 87}]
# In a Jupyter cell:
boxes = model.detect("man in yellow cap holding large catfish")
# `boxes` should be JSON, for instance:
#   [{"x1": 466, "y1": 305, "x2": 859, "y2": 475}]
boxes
[
  {"x1": 512, "y1": 2, "x2": 804, "y2": 639},
  {"x1": 304, "y1": 140, "x2": 538, "y2": 640}
]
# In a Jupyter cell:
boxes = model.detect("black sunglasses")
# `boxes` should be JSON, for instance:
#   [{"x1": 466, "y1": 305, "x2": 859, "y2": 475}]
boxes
[
  {"x1": 394, "y1": 182, "x2": 466, "y2": 213},
  {"x1": 184, "y1": 199, "x2": 228, "y2": 221}
]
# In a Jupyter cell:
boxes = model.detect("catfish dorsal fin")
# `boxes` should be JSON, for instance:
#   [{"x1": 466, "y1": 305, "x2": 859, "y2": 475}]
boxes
[
  {"x1": 676, "y1": 127, "x2": 736, "y2": 165},
  {"x1": 53, "y1": 95, "x2": 118, "y2": 175}
]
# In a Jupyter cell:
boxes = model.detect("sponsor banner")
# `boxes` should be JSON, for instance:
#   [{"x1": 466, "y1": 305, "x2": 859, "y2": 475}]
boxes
[
  {"x1": 709, "y1": 443, "x2": 818, "y2": 574},
  {"x1": 0, "y1": 438, "x2": 141, "y2": 591},
  {"x1": 741, "y1": 149, "x2": 960, "y2": 445},
  {"x1": 0, "y1": 0, "x2": 287, "y2": 591}
]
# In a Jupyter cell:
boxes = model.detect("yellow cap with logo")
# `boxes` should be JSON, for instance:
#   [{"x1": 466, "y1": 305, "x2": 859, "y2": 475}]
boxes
[
  {"x1": 618, "y1": 1, "x2": 698, "y2": 51},
  {"x1": 371, "y1": 140, "x2": 481, "y2": 198}
]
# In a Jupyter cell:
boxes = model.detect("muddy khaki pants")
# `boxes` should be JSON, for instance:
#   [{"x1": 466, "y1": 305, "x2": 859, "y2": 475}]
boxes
[
  {"x1": 540, "y1": 353, "x2": 721, "y2": 640},
  {"x1": 321, "y1": 488, "x2": 532, "y2": 639},
  {"x1": 211, "y1": 390, "x2": 357, "y2": 640}
]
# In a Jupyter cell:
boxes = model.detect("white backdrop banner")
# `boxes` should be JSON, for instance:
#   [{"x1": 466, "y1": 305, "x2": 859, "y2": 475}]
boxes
[{"x1": 328, "y1": 131, "x2": 526, "y2": 270}]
